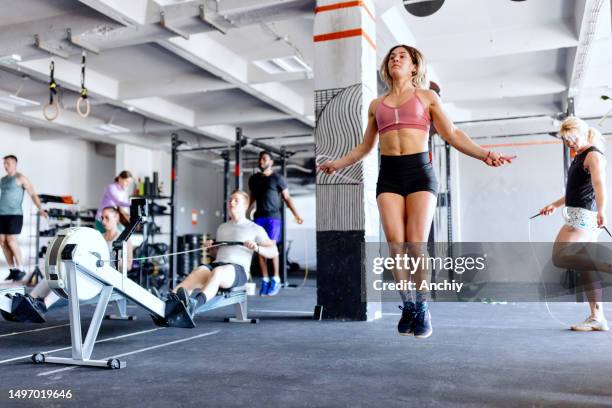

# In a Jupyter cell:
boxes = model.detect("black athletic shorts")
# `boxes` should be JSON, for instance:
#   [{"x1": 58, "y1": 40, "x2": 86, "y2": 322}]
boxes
[
  {"x1": 201, "y1": 262, "x2": 248, "y2": 288},
  {"x1": 376, "y1": 152, "x2": 439, "y2": 198},
  {"x1": 0, "y1": 215, "x2": 23, "y2": 235}
]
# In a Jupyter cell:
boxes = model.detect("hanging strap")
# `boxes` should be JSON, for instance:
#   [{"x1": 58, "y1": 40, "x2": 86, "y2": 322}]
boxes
[
  {"x1": 76, "y1": 51, "x2": 90, "y2": 118},
  {"x1": 43, "y1": 59, "x2": 60, "y2": 121}
]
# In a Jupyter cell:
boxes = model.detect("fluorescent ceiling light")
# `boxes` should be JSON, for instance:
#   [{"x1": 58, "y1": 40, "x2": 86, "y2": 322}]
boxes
[
  {"x1": 254, "y1": 56, "x2": 312, "y2": 74},
  {"x1": 0, "y1": 94, "x2": 40, "y2": 107},
  {"x1": 95, "y1": 123, "x2": 131, "y2": 134}
]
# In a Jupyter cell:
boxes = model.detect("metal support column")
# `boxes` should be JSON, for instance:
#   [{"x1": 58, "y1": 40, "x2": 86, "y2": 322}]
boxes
[
  {"x1": 280, "y1": 148, "x2": 288, "y2": 286},
  {"x1": 170, "y1": 133, "x2": 182, "y2": 290},
  {"x1": 235, "y1": 128, "x2": 243, "y2": 190},
  {"x1": 222, "y1": 150, "x2": 230, "y2": 222}
]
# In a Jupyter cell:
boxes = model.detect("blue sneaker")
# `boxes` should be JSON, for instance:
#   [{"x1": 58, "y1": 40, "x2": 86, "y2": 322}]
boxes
[
  {"x1": 413, "y1": 302, "x2": 432, "y2": 339},
  {"x1": 397, "y1": 302, "x2": 415, "y2": 336},
  {"x1": 259, "y1": 280, "x2": 271, "y2": 296},
  {"x1": 267, "y1": 279, "x2": 281, "y2": 296}
]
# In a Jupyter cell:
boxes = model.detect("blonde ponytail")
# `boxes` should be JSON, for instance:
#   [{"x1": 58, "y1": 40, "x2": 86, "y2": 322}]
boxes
[{"x1": 587, "y1": 127, "x2": 605, "y2": 150}]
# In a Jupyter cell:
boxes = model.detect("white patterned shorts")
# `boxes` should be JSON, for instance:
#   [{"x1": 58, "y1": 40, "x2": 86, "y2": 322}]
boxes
[{"x1": 564, "y1": 206, "x2": 598, "y2": 230}]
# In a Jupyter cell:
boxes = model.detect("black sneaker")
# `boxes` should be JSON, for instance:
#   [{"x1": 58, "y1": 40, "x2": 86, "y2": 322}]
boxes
[
  {"x1": 176, "y1": 287, "x2": 196, "y2": 315},
  {"x1": 413, "y1": 302, "x2": 433, "y2": 339},
  {"x1": 11, "y1": 294, "x2": 47, "y2": 323},
  {"x1": 33, "y1": 297, "x2": 48, "y2": 314},
  {"x1": 13, "y1": 269, "x2": 26, "y2": 282},
  {"x1": 5, "y1": 269, "x2": 17, "y2": 281},
  {"x1": 397, "y1": 302, "x2": 416, "y2": 336},
  {"x1": 5, "y1": 268, "x2": 25, "y2": 281},
  {"x1": 176, "y1": 287, "x2": 190, "y2": 308}
]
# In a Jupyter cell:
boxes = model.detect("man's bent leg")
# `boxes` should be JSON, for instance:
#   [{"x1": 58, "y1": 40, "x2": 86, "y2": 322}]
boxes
[
  {"x1": 175, "y1": 266, "x2": 212, "y2": 294},
  {"x1": 201, "y1": 265, "x2": 236, "y2": 301}
]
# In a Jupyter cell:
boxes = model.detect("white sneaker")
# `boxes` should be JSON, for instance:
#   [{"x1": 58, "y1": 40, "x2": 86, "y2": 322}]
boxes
[{"x1": 570, "y1": 317, "x2": 610, "y2": 332}]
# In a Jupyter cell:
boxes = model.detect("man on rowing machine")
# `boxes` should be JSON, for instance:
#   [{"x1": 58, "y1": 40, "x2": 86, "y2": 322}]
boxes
[{"x1": 173, "y1": 190, "x2": 278, "y2": 314}]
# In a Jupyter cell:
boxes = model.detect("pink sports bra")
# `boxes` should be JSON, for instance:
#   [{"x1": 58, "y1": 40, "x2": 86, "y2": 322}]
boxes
[{"x1": 375, "y1": 91, "x2": 431, "y2": 135}]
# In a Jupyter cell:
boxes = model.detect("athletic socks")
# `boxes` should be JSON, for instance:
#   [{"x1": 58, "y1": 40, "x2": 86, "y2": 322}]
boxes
[
  {"x1": 416, "y1": 290, "x2": 429, "y2": 304},
  {"x1": 262, "y1": 277, "x2": 270, "y2": 282},
  {"x1": 272, "y1": 276, "x2": 281, "y2": 282},
  {"x1": 413, "y1": 301, "x2": 432, "y2": 339},
  {"x1": 399, "y1": 290, "x2": 413, "y2": 305},
  {"x1": 195, "y1": 292, "x2": 207, "y2": 305}
]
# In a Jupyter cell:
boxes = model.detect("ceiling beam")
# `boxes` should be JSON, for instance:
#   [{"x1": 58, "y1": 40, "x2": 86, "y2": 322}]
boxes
[
  {"x1": 217, "y1": 0, "x2": 312, "y2": 14},
  {"x1": 0, "y1": 12, "x2": 123, "y2": 60},
  {"x1": 442, "y1": 73, "x2": 567, "y2": 103},
  {"x1": 195, "y1": 108, "x2": 289, "y2": 126},
  {"x1": 78, "y1": 0, "x2": 154, "y2": 25},
  {"x1": 217, "y1": 0, "x2": 314, "y2": 26},
  {"x1": 122, "y1": 96, "x2": 195, "y2": 127},
  {"x1": 565, "y1": 0, "x2": 609, "y2": 112},
  {"x1": 567, "y1": 0, "x2": 605, "y2": 96},
  {"x1": 423, "y1": 22, "x2": 577, "y2": 63},
  {"x1": 25, "y1": 115, "x2": 167, "y2": 148},
  {"x1": 160, "y1": 34, "x2": 314, "y2": 126},
  {"x1": 196, "y1": 124, "x2": 237, "y2": 143},
  {"x1": 118, "y1": 73, "x2": 236, "y2": 99},
  {"x1": 444, "y1": 99, "x2": 563, "y2": 123}
]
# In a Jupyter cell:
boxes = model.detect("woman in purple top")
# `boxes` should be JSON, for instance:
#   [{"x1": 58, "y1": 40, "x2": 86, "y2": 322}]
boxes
[{"x1": 95, "y1": 170, "x2": 133, "y2": 233}]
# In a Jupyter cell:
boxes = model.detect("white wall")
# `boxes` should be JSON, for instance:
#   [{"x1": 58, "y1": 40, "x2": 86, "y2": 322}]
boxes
[
  {"x1": 0, "y1": 121, "x2": 114, "y2": 273},
  {"x1": 455, "y1": 135, "x2": 611, "y2": 242},
  {"x1": 175, "y1": 159, "x2": 224, "y2": 237},
  {"x1": 285, "y1": 194, "x2": 316, "y2": 270},
  {"x1": 115, "y1": 143, "x2": 171, "y2": 195}
]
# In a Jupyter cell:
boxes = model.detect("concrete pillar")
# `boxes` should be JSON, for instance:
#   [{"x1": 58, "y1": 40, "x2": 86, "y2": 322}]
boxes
[{"x1": 314, "y1": 0, "x2": 380, "y2": 320}]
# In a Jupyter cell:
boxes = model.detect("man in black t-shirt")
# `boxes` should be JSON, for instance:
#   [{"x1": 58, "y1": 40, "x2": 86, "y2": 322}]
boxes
[{"x1": 248, "y1": 151, "x2": 303, "y2": 296}]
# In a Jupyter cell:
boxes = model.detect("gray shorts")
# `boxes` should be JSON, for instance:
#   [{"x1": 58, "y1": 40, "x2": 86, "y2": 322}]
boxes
[{"x1": 201, "y1": 262, "x2": 247, "y2": 288}]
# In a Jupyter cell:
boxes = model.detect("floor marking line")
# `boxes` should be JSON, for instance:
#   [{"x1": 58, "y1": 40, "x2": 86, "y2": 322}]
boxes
[
  {"x1": 0, "y1": 327, "x2": 162, "y2": 364},
  {"x1": 0, "y1": 324, "x2": 70, "y2": 338},
  {"x1": 37, "y1": 330, "x2": 220, "y2": 376},
  {"x1": 251, "y1": 309, "x2": 312, "y2": 314}
]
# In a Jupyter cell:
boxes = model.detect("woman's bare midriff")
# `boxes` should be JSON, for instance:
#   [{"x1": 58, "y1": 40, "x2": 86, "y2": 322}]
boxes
[{"x1": 379, "y1": 128, "x2": 429, "y2": 156}]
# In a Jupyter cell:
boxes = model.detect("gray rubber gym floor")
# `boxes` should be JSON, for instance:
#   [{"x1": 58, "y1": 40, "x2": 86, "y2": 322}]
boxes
[{"x1": 1, "y1": 280, "x2": 611, "y2": 408}]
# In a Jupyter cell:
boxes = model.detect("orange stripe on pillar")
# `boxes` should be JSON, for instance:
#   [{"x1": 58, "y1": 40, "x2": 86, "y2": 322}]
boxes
[
  {"x1": 315, "y1": 1, "x2": 375, "y2": 22},
  {"x1": 314, "y1": 28, "x2": 376, "y2": 50}
]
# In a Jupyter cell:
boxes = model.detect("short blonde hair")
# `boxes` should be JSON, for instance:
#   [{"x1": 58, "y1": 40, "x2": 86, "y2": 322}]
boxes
[
  {"x1": 559, "y1": 116, "x2": 605, "y2": 151},
  {"x1": 379, "y1": 45, "x2": 428, "y2": 91},
  {"x1": 230, "y1": 190, "x2": 250, "y2": 204}
]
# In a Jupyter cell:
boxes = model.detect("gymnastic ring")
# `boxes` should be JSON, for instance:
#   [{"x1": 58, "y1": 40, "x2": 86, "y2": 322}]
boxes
[
  {"x1": 43, "y1": 101, "x2": 60, "y2": 121},
  {"x1": 76, "y1": 96, "x2": 90, "y2": 118}
]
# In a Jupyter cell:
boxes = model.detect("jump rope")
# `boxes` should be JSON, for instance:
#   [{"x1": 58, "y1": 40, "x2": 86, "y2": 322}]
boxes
[
  {"x1": 518, "y1": 141, "x2": 611, "y2": 328},
  {"x1": 470, "y1": 138, "x2": 575, "y2": 327}
]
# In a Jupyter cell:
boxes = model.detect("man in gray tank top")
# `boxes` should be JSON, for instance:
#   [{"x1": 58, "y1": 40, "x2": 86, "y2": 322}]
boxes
[
  {"x1": 172, "y1": 190, "x2": 278, "y2": 315},
  {"x1": 0, "y1": 155, "x2": 47, "y2": 281}
]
